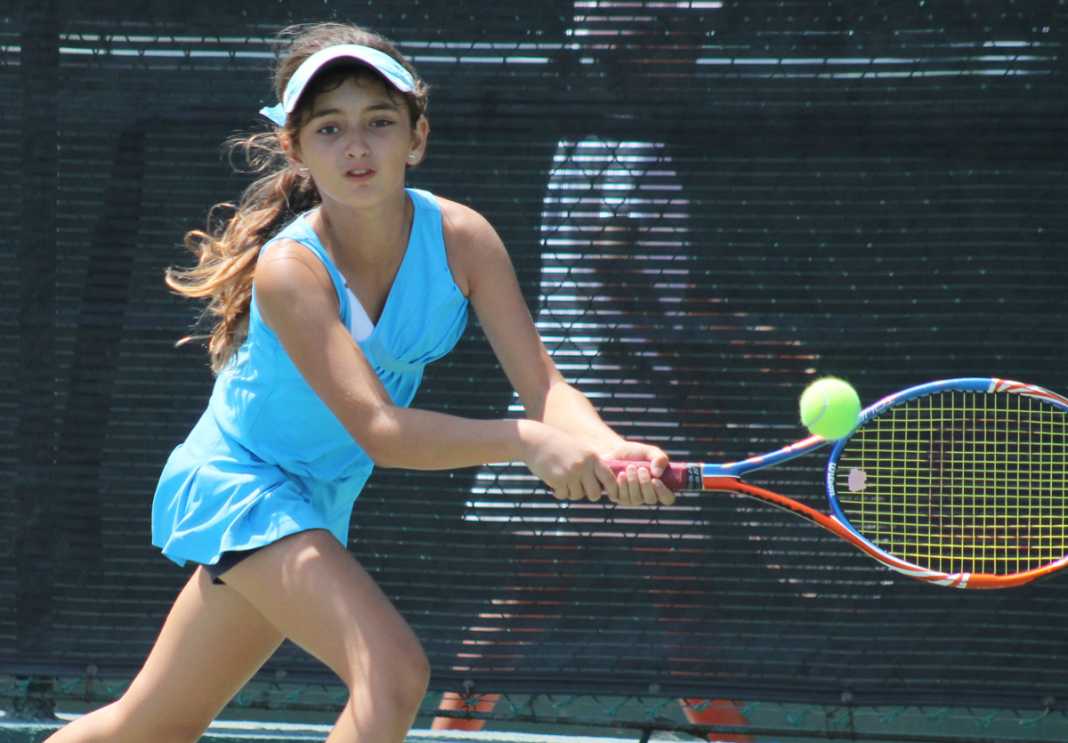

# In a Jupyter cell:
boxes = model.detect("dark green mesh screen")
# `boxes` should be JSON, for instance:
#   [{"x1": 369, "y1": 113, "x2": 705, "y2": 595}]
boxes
[{"x1": 6, "y1": 0, "x2": 1068, "y2": 713}]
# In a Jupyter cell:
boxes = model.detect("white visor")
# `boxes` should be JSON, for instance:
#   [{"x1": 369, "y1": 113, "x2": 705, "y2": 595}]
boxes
[{"x1": 259, "y1": 44, "x2": 416, "y2": 126}]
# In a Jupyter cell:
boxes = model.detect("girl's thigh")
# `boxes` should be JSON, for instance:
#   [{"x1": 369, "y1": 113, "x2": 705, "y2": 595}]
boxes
[
  {"x1": 116, "y1": 566, "x2": 285, "y2": 737},
  {"x1": 219, "y1": 529, "x2": 429, "y2": 693}
]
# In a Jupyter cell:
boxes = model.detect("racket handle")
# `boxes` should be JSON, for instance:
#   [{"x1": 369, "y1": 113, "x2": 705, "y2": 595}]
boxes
[{"x1": 605, "y1": 460, "x2": 692, "y2": 492}]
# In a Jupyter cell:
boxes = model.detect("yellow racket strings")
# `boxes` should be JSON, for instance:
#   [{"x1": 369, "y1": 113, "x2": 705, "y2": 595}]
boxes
[{"x1": 835, "y1": 390, "x2": 1068, "y2": 575}]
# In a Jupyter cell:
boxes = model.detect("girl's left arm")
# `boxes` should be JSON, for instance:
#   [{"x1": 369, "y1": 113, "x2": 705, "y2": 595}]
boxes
[{"x1": 441, "y1": 201, "x2": 673, "y2": 507}]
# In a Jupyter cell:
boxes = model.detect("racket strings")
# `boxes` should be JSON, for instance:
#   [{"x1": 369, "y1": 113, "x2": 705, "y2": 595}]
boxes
[{"x1": 834, "y1": 390, "x2": 1068, "y2": 576}]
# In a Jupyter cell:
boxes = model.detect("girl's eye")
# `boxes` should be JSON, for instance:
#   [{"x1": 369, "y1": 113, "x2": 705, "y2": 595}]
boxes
[
  {"x1": 317, "y1": 125, "x2": 339, "y2": 135},
  {"x1": 371, "y1": 118, "x2": 396, "y2": 128}
]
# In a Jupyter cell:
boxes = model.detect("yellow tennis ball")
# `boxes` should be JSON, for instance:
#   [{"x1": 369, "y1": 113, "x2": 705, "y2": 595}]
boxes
[{"x1": 800, "y1": 377, "x2": 861, "y2": 440}]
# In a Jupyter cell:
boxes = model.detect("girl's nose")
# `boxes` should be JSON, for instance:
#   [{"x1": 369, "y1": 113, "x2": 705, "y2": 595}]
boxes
[{"x1": 345, "y1": 133, "x2": 370, "y2": 159}]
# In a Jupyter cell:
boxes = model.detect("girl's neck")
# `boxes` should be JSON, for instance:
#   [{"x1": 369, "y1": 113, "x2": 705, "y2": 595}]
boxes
[{"x1": 314, "y1": 190, "x2": 412, "y2": 270}]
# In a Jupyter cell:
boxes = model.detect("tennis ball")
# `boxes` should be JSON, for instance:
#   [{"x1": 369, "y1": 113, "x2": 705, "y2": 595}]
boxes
[{"x1": 800, "y1": 377, "x2": 861, "y2": 440}]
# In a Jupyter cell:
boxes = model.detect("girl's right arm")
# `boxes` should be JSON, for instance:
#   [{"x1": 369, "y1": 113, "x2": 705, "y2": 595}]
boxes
[{"x1": 254, "y1": 241, "x2": 618, "y2": 500}]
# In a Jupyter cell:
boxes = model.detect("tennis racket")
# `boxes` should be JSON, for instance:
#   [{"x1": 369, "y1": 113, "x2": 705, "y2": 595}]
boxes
[{"x1": 609, "y1": 378, "x2": 1068, "y2": 589}]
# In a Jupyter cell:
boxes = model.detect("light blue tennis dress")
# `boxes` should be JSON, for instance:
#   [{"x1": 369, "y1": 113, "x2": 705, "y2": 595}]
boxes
[{"x1": 152, "y1": 188, "x2": 469, "y2": 568}]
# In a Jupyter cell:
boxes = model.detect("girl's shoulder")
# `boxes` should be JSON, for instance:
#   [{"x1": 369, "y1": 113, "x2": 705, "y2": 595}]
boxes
[
  {"x1": 256, "y1": 237, "x2": 338, "y2": 300},
  {"x1": 434, "y1": 196, "x2": 514, "y2": 299},
  {"x1": 436, "y1": 195, "x2": 491, "y2": 238}
]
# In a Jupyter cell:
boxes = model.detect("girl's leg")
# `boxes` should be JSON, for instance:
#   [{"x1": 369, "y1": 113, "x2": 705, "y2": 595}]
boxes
[
  {"x1": 43, "y1": 566, "x2": 284, "y2": 743},
  {"x1": 220, "y1": 529, "x2": 430, "y2": 743}
]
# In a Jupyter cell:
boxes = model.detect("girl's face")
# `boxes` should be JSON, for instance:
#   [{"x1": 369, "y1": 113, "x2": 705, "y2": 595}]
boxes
[{"x1": 291, "y1": 74, "x2": 427, "y2": 208}]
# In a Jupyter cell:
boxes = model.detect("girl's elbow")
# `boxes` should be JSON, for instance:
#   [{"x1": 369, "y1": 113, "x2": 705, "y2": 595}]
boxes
[
  {"x1": 364, "y1": 441, "x2": 402, "y2": 468},
  {"x1": 352, "y1": 409, "x2": 403, "y2": 466}
]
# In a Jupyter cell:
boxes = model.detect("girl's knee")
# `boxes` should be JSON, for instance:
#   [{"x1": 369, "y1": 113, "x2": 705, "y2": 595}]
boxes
[
  {"x1": 402, "y1": 643, "x2": 432, "y2": 702},
  {"x1": 352, "y1": 638, "x2": 430, "y2": 712}
]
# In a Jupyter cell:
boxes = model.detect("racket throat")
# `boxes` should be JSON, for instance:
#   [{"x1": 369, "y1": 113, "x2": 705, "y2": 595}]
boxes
[{"x1": 700, "y1": 471, "x2": 741, "y2": 492}]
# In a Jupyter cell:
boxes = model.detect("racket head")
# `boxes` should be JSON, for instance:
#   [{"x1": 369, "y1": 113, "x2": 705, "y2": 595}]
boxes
[{"x1": 825, "y1": 378, "x2": 1068, "y2": 588}]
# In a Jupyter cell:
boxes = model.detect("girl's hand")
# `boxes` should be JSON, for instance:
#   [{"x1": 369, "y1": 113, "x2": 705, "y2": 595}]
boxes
[
  {"x1": 520, "y1": 422, "x2": 618, "y2": 503},
  {"x1": 600, "y1": 439, "x2": 676, "y2": 508}
]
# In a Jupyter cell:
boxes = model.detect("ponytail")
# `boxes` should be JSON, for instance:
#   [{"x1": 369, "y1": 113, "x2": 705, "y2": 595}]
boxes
[{"x1": 165, "y1": 132, "x2": 318, "y2": 373}]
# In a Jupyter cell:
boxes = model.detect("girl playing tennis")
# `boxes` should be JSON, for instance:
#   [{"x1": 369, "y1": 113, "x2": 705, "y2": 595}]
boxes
[{"x1": 45, "y1": 22, "x2": 672, "y2": 743}]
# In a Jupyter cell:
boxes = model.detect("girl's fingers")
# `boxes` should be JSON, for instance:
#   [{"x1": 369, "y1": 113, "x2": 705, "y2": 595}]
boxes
[
  {"x1": 594, "y1": 462, "x2": 619, "y2": 502},
  {"x1": 607, "y1": 463, "x2": 675, "y2": 508},
  {"x1": 622, "y1": 465, "x2": 643, "y2": 507},
  {"x1": 637, "y1": 466, "x2": 658, "y2": 505},
  {"x1": 654, "y1": 479, "x2": 676, "y2": 506},
  {"x1": 581, "y1": 468, "x2": 602, "y2": 502}
]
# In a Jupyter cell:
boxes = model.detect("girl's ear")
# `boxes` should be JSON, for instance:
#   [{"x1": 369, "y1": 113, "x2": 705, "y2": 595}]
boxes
[
  {"x1": 407, "y1": 116, "x2": 430, "y2": 167},
  {"x1": 279, "y1": 130, "x2": 305, "y2": 171}
]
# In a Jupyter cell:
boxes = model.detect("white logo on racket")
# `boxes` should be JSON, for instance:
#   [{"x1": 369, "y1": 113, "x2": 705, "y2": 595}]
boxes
[{"x1": 847, "y1": 468, "x2": 868, "y2": 493}]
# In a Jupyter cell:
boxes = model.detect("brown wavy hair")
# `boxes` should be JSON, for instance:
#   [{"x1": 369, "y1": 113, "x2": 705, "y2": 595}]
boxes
[{"x1": 166, "y1": 22, "x2": 429, "y2": 373}]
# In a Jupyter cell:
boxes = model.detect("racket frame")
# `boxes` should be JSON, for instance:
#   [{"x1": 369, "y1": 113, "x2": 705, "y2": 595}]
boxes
[{"x1": 662, "y1": 377, "x2": 1068, "y2": 589}]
